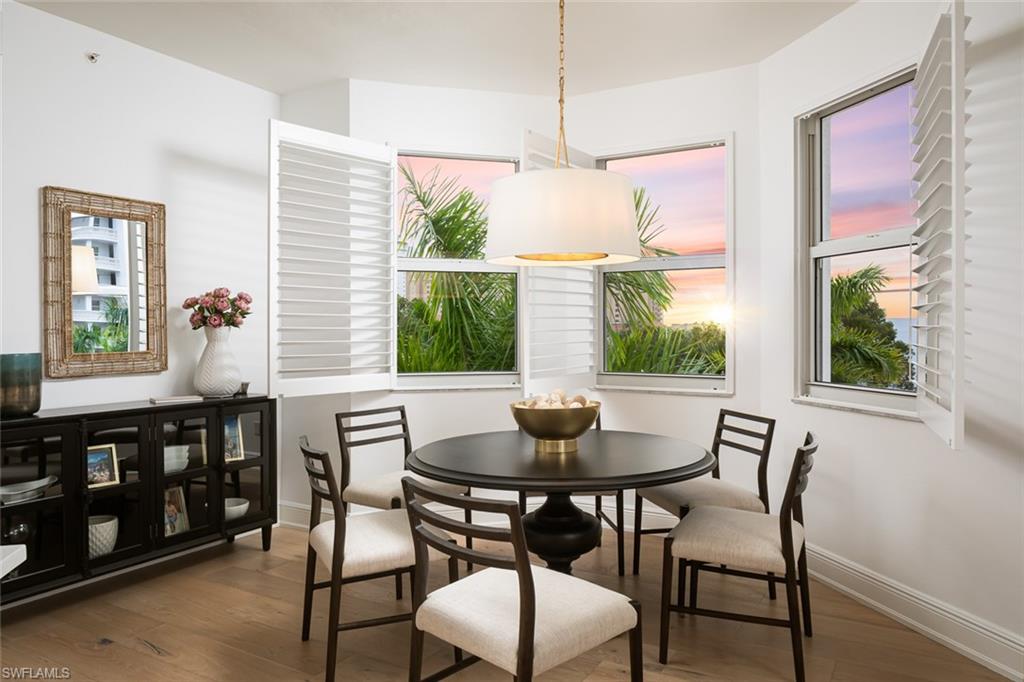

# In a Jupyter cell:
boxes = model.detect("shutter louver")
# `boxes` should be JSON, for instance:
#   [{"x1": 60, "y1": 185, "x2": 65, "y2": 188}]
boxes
[
  {"x1": 269, "y1": 120, "x2": 395, "y2": 397},
  {"x1": 911, "y1": 6, "x2": 968, "y2": 449},
  {"x1": 519, "y1": 131, "x2": 598, "y2": 393}
]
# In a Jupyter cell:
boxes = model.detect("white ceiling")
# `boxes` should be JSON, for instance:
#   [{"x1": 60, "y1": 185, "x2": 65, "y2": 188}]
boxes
[{"x1": 29, "y1": 1, "x2": 853, "y2": 96}]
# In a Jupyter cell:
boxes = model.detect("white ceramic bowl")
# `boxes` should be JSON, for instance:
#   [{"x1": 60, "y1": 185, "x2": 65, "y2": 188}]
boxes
[
  {"x1": 88, "y1": 515, "x2": 119, "y2": 559},
  {"x1": 164, "y1": 445, "x2": 191, "y2": 473},
  {"x1": 224, "y1": 497, "x2": 250, "y2": 522},
  {"x1": 0, "y1": 475, "x2": 58, "y2": 504}
]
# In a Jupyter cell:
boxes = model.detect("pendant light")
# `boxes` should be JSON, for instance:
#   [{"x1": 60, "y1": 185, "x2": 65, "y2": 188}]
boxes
[{"x1": 485, "y1": 0, "x2": 640, "y2": 266}]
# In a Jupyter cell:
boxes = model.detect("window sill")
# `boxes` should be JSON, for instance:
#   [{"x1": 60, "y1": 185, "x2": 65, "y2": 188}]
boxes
[
  {"x1": 595, "y1": 384, "x2": 734, "y2": 398},
  {"x1": 391, "y1": 384, "x2": 522, "y2": 393},
  {"x1": 791, "y1": 395, "x2": 920, "y2": 421}
]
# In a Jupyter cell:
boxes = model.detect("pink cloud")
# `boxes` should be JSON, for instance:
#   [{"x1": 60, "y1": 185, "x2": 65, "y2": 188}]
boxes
[
  {"x1": 607, "y1": 146, "x2": 727, "y2": 256},
  {"x1": 397, "y1": 155, "x2": 515, "y2": 206}
]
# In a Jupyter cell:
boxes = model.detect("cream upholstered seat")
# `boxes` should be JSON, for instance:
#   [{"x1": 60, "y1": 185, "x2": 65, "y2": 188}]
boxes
[
  {"x1": 669, "y1": 505, "x2": 804, "y2": 574},
  {"x1": 640, "y1": 477, "x2": 766, "y2": 515},
  {"x1": 416, "y1": 564, "x2": 637, "y2": 676},
  {"x1": 341, "y1": 470, "x2": 467, "y2": 509},
  {"x1": 309, "y1": 508, "x2": 446, "y2": 579}
]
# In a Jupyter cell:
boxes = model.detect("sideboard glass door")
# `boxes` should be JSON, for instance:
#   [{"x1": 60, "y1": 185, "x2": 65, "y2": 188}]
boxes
[
  {"x1": 84, "y1": 416, "x2": 152, "y2": 574},
  {"x1": 0, "y1": 424, "x2": 78, "y2": 592},
  {"x1": 156, "y1": 408, "x2": 219, "y2": 546},
  {"x1": 221, "y1": 402, "x2": 273, "y2": 535}
]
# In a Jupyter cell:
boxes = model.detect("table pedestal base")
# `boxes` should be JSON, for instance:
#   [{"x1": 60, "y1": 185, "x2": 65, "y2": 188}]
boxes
[{"x1": 522, "y1": 492, "x2": 602, "y2": 574}]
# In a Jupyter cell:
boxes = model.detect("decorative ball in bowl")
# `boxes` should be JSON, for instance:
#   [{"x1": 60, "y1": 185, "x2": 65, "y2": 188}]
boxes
[
  {"x1": 224, "y1": 497, "x2": 250, "y2": 521},
  {"x1": 511, "y1": 391, "x2": 601, "y2": 454}
]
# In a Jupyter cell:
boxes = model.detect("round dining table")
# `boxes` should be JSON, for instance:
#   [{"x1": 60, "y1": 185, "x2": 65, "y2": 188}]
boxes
[{"x1": 407, "y1": 429, "x2": 716, "y2": 574}]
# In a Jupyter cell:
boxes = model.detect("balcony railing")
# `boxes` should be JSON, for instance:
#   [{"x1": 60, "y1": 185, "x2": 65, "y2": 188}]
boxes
[{"x1": 70, "y1": 226, "x2": 118, "y2": 242}]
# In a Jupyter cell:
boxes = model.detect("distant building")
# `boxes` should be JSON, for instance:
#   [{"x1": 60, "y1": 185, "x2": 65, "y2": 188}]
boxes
[{"x1": 70, "y1": 214, "x2": 146, "y2": 348}]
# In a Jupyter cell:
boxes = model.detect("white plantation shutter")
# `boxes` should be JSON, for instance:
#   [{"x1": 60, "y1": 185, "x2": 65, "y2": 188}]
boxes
[
  {"x1": 519, "y1": 130, "x2": 598, "y2": 395},
  {"x1": 269, "y1": 120, "x2": 396, "y2": 397},
  {"x1": 911, "y1": 6, "x2": 968, "y2": 449}
]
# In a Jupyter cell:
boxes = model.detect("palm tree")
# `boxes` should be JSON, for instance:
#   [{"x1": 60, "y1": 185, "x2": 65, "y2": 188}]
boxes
[
  {"x1": 828, "y1": 264, "x2": 910, "y2": 387},
  {"x1": 603, "y1": 188, "x2": 676, "y2": 327},
  {"x1": 397, "y1": 163, "x2": 515, "y2": 373}
]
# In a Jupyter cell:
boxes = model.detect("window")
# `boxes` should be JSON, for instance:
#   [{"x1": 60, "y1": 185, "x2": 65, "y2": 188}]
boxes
[
  {"x1": 800, "y1": 72, "x2": 918, "y2": 406},
  {"x1": 596, "y1": 141, "x2": 733, "y2": 392},
  {"x1": 394, "y1": 154, "x2": 519, "y2": 386}
]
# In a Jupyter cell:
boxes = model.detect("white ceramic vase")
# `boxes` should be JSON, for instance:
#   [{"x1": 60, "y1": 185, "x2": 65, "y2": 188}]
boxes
[{"x1": 194, "y1": 326, "x2": 241, "y2": 397}]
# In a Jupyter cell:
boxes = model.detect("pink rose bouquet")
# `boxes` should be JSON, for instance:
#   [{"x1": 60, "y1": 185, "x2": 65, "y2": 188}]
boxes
[{"x1": 182, "y1": 287, "x2": 253, "y2": 329}]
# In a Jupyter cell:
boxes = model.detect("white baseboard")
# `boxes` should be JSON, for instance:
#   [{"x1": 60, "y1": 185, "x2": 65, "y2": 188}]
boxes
[
  {"x1": 277, "y1": 499, "x2": 1022, "y2": 681},
  {"x1": 807, "y1": 543, "x2": 1023, "y2": 681}
]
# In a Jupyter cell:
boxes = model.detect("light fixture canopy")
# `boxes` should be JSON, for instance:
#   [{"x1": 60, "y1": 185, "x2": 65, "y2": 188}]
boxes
[
  {"x1": 485, "y1": 168, "x2": 641, "y2": 266},
  {"x1": 484, "y1": 0, "x2": 640, "y2": 267}
]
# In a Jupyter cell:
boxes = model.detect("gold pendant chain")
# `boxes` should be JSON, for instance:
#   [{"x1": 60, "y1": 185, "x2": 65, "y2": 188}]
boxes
[{"x1": 554, "y1": 0, "x2": 569, "y2": 169}]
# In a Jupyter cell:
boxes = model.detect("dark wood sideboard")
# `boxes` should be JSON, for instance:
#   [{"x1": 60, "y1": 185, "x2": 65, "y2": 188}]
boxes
[{"x1": 0, "y1": 395, "x2": 276, "y2": 606}]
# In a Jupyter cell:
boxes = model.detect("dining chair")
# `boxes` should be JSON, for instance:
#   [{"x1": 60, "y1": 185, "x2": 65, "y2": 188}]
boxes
[
  {"x1": 658, "y1": 432, "x2": 818, "y2": 682},
  {"x1": 336, "y1": 405, "x2": 473, "y2": 586},
  {"x1": 633, "y1": 409, "x2": 776, "y2": 579},
  {"x1": 298, "y1": 437, "x2": 459, "y2": 682},
  {"x1": 403, "y1": 477, "x2": 644, "y2": 682},
  {"x1": 516, "y1": 414, "x2": 629, "y2": 576}
]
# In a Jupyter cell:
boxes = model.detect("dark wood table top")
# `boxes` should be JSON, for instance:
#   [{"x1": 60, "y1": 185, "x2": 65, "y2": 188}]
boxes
[{"x1": 407, "y1": 429, "x2": 716, "y2": 493}]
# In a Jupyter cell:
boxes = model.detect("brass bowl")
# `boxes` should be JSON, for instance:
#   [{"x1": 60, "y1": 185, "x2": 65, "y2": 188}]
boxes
[{"x1": 511, "y1": 401, "x2": 601, "y2": 454}]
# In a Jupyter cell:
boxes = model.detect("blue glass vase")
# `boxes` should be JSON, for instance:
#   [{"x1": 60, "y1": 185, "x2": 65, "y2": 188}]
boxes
[{"x1": 1, "y1": 353, "x2": 42, "y2": 418}]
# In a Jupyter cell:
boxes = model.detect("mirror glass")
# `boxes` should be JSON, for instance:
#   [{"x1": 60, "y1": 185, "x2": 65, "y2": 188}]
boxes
[{"x1": 69, "y1": 213, "x2": 148, "y2": 353}]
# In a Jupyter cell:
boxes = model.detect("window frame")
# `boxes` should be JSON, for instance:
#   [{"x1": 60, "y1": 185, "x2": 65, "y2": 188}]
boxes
[
  {"x1": 795, "y1": 68, "x2": 920, "y2": 413},
  {"x1": 393, "y1": 151, "x2": 522, "y2": 390},
  {"x1": 593, "y1": 134, "x2": 736, "y2": 396}
]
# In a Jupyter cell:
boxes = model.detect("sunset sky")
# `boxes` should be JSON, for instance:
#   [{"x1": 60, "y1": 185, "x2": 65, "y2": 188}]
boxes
[
  {"x1": 827, "y1": 82, "x2": 915, "y2": 240},
  {"x1": 605, "y1": 146, "x2": 727, "y2": 256}
]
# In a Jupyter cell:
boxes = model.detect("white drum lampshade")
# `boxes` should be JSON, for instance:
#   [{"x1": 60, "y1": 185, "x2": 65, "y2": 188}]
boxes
[
  {"x1": 485, "y1": 168, "x2": 641, "y2": 267},
  {"x1": 71, "y1": 245, "x2": 100, "y2": 294}
]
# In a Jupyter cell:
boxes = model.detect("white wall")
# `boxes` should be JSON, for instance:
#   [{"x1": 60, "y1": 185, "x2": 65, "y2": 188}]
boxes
[
  {"x1": 1, "y1": 2, "x2": 278, "y2": 408},
  {"x1": 348, "y1": 78, "x2": 556, "y2": 157},
  {"x1": 280, "y1": 79, "x2": 350, "y2": 136},
  {"x1": 757, "y1": 0, "x2": 1024, "y2": 673}
]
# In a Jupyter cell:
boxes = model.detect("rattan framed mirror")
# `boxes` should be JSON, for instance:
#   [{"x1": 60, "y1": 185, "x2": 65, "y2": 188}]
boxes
[{"x1": 42, "y1": 186, "x2": 167, "y2": 378}]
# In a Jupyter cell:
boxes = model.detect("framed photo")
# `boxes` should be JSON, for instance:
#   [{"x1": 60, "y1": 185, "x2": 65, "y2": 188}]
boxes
[
  {"x1": 223, "y1": 414, "x2": 245, "y2": 462},
  {"x1": 164, "y1": 486, "x2": 190, "y2": 536},
  {"x1": 86, "y1": 444, "x2": 120, "y2": 489}
]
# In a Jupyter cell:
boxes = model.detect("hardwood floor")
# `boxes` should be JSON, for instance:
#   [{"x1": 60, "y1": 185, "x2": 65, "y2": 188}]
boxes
[{"x1": 0, "y1": 527, "x2": 1002, "y2": 681}]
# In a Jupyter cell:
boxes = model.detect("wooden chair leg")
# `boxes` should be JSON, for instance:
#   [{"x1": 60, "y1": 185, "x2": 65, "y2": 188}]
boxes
[
  {"x1": 785, "y1": 569, "x2": 806, "y2": 682},
  {"x1": 615, "y1": 490, "x2": 625, "y2": 576},
  {"x1": 409, "y1": 623, "x2": 424, "y2": 682},
  {"x1": 658, "y1": 538, "x2": 673, "y2": 664},
  {"x1": 676, "y1": 558, "x2": 686, "y2": 617},
  {"x1": 325, "y1": 566, "x2": 342, "y2": 682},
  {"x1": 632, "y1": 494, "x2": 644, "y2": 575},
  {"x1": 768, "y1": 572, "x2": 778, "y2": 600},
  {"x1": 464, "y1": 506, "x2": 474, "y2": 573},
  {"x1": 689, "y1": 561, "x2": 700, "y2": 609},
  {"x1": 595, "y1": 495, "x2": 603, "y2": 547},
  {"x1": 629, "y1": 600, "x2": 644, "y2": 682},
  {"x1": 798, "y1": 547, "x2": 813, "y2": 637},
  {"x1": 301, "y1": 544, "x2": 317, "y2": 641}
]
